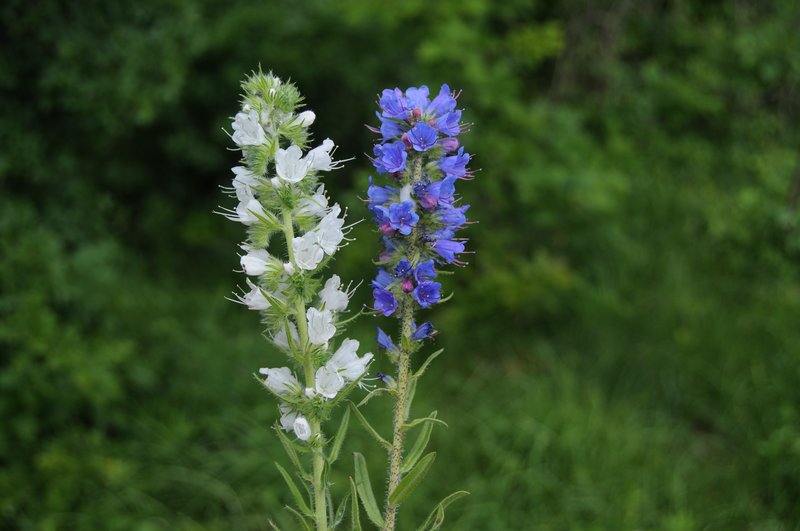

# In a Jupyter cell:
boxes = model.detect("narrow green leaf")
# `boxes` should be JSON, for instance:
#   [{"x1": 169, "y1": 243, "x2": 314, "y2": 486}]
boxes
[
  {"x1": 275, "y1": 462, "x2": 313, "y2": 517},
  {"x1": 389, "y1": 452, "x2": 436, "y2": 506},
  {"x1": 268, "y1": 519, "x2": 282, "y2": 531},
  {"x1": 357, "y1": 387, "x2": 392, "y2": 407},
  {"x1": 402, "y1": 416, "x2": 448, "y2": 431},
  {"x1": 275, "y1": 425, "x2": 305, "y2": 473},
  {"x1": 401, "y1": 411, "x2": 437, "y2": 474},
  {"x1": 353, "y1": 453, "x2": 385, "y2": 528},
  {"x1": 333, "y1": 490, "x2": 351, "y2": 528},
  {"x1": 327, "y1": 408, "x2": 350, "y2": 464},
  {"x1": 285, "y1": 505, "x2": 313, "y2": 531},
  {"x1": 349, "y1": 402, "x2": 391, "y2": 451},
  {"x1": 413, "y1": 349, "x2": 444, "y2": 379},
  {"x1": 416, "y1": 491, "x2": 470, "y2": 531},
  {"x1": 404, "y1": 377, "x2": 417, "y2": 420},
  {"x1": 349, "y1": 477, "x2": 362, "y2": 531}
]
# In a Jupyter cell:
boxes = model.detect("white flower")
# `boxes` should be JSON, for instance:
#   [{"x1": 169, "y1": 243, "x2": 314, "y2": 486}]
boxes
[
  {"x1": 328, "y1": 338, "x2": 373, "y2": 381},
  {"x1": 293, "y1": 416, "x2": 312, "y2": 441},
  {"x1": 258, "y1": 367, "x2": 300, "y2": 396},
  {"x1": 233, "y1": 279, "x2": 271, "y2": 310},
  {"x1": 279, "y1": 404, "x2": 297, "y2": 432},
  {"x1": 283, "y1": 262, "x2": 296, "y2": 275},
  {"x1": 315, "y1": 365, "x2": 345, "y2": 399},
  {"x1": 272, "y1": 321, "x2": 299, "y2": 350},
  {"x1": 292, "y1": 232, "x2": 325, "y2": 270},
  {"x1": 231, "y1": 166, "x2": 260, "y2": 201},
  {"x1": 304, "y1": 387, "x2": 317, "y2": 398},
  {"x1": 319, "y1": 274, "x2": 349, "y2": 312},
  {"x1": 240, "y1": 249, "x2": 272, "y2": 276},
  {"x1": 295, "y1": 110, "x2": 316, "y2": 127},
  {"x1": 276, "y1": 145, "x2": 312, "y2": 183},
  {"x1": 307, "y1": 138, "x2": 337, "y2": 172},
  {"x1": 231, "y1": 109, "x2": 266, "y2": 146},
  {"x1": 306, "y1": 307, "x2": 336, "y2": 346},
  {"x1": 297, "y1": 185, "x2": 329, "y2": 218},
  {"x1": 235, "y1": 196, "x2": 267, "y2": 225},
  {"x1": 315, "y1": 204, "x2": 345, "y2": 255}
]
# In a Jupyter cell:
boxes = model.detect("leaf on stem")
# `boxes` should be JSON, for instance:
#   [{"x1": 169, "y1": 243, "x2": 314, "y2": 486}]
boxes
[
  {"x1": 326, "y1": 407, "x2": 350, "y2": 464},
  {"x1": 348, "y1": 401, "x2": 391, "y2": 451},
  {"x1": 402, "y1": 416, "x2": 448, "y2": 431},
  {"x1": 413, "y1": 349, "x2": 444, "y2": 380},
  {"x1": 416, "y1": 491, "x2": 470, "y2": 531},
  {"x1": 275, "y1": 424, "x2": 308, "y2": 475},
  {"x1": 388, "y1": 452, "x2": 437, "y2": 506},
  {"x1": 275, "y1": 462, "x2": 313, "y2": 517},
  {"x1": 353, "y1": 452, "x2": 385, "y2": 528},
  {"x1": 356, "y1": 387, "x2": 392, "y2": 407},
  {"x1": 401, "y1": 411, "x2": 438, "y2": 474},
  {"x1": 285, "y1": 505, "x2": 313, "y2": 531},
  {"x1": 349, "y1": 477, "x2": 362, "y2": 531}
]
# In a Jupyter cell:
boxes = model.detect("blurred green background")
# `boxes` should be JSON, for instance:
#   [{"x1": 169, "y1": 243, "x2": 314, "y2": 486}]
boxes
[{"x1": 2, "y1": 0, "x2": 800, "y2": 529}]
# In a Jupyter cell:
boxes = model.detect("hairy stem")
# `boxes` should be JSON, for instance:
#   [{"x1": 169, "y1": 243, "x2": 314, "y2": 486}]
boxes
[
  {"x1": 283, "y1": 209, "x2": 327, "y2": 531},
  {"x1": 383, "y1": 155, "x2": 424, "y2": 531}
]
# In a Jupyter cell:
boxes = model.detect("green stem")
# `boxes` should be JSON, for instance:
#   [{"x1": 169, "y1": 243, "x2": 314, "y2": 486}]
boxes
[
  {"x1": 383, "y1": 299, "x2": 415, "y2": 531},
  {"x1": 383, "y1": 155, "x2": 424, "y2": 531},
  {"x1": 282, "y1": 209, "x2": 327, "y2": 531}
]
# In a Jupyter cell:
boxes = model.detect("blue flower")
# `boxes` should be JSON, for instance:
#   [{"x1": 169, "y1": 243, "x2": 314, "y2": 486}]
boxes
[
  {"x1": 372, "y1": 268, "x2": 393, "y2": 289},
  {"x1": 405, "y1": 86, "x2": 430, "y2": 110},
  {"x1": 413, "y1": 280, "x2": 442, "y2": 308},
  {"x1": 368, "y1": 177, "x2": 397, "y2": 205},
  {"x1": 414, "y1": 176, "x2": 458, "y2": 209},
  {"x1": 376, "y1": 326, "x2": 397, "y2": 350},
  {"x1": 380, "y1": 88, "x2": 408, "y2": 119},
  {"x1": 432, "y1": 239, "x2": 465, "y2": 263},
  {"x1": 373, "y1": 141, "x2": 408, "y2": 173},
  {"x1": 413, "y1": 260, "x2": 437, "y2": 283},
  {"x1": 437, "y1": 204, "x2": 469, "y2": 230},
  {"x1": 426, "y1": 84, "x2": 457, "y2": 117},
  {"x1": 412, "y1": 321, "x2": 436, "y2": 340},
  {"x1": 439, "y1": 147, "x2": 470, "y2": 179},
  {"x1": 435, "y1": 110, "x2": 462, "y2": 136},
  {"x1": 387, "y1": 201, "x2": 419, "y2": 235},
  {"x1": 393, "y1": 259, "x2": 412, "y2": 278},
  {"x1": 373, "y1": 288, "x2": 398, "y2": 316},
  {"x1": 407, "y1": 122, "x2": 438, "y2": 152},
  {"x1": 380, "y1": 116, "x2": 405, "y2": 140}
]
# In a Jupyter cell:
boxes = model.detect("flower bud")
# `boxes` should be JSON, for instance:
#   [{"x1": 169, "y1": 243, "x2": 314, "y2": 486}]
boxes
[
  {"x1": 296, "y1": 110, "x2": 316, "y2": 127},
  {"x1": 379, "y1": 223, "x2": 395, "y2": 235},
  {"x1": 412, "y1": 108, "x2": 422, "y2": 120},
  {"x1": 438, "y1": 137, "x2": 460, "y2": 152},
  {"x1": 293, "y1": 416, "x2": 312, "y2": 441},
  {"x1": 402, "y1": 277, "x2": 414, "y2": 293},
  {"x1": 401, "y1": 133, "x2": 412, "y2": 149}
]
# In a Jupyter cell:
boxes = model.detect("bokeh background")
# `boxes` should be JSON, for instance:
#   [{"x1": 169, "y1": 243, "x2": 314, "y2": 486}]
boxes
[{"x1": 2, "y1": 0, "x2": 800, "y2": 529}]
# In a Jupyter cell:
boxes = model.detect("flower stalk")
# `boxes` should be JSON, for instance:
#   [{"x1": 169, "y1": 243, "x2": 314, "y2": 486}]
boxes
[
  {"x1": 359, "y1": 84, "x2": 474, "y2": 530},
  {"x1": 219, "y1": 69, "x2": 371, "y2": 531}
]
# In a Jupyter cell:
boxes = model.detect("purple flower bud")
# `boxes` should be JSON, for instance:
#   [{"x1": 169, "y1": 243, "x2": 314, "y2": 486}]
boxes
[
  {"x1": 412, "y1": 108, "x2": 422, "y2": 120},
  {"x1": 401, "y1": 133, "x2": 412, "y2": 149},
  {"x1": 402, "y1": 277, "x2": 414, "y2": 293},
  {"x1": 379, "y1": 222, "x2": 395, "y2": 235},
  {"x1": 438, "y1": 137, "x2": 460, "y2": 152}
]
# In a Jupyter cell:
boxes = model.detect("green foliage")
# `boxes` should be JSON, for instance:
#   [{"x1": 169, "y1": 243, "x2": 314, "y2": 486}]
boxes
[{"x1": 2, "y1": 0, "x2": 799, "y2": 528}]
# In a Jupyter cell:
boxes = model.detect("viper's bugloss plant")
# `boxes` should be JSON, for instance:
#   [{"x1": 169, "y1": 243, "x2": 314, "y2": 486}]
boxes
[
  {"x1": 353, "y1": 85, "x2": 473, "y2": 531},
  {"x1": 219, "y1": 70, "x2": 370, "y2": 531}
]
